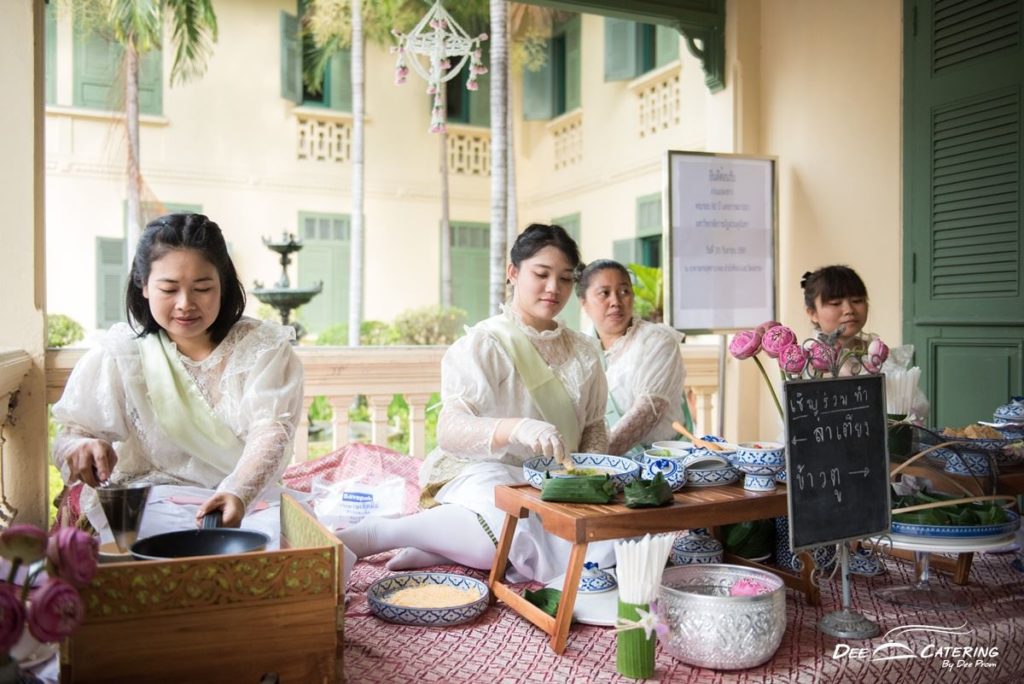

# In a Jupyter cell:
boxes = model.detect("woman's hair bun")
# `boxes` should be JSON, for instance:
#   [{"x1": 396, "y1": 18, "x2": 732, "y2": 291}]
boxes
[{"x1": 800, "y1": 271, "x2": 813, "y2": 289}]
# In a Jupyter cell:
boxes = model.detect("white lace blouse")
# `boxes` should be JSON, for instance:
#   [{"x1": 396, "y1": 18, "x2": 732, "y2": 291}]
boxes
[
  {"x1": 51, "y1": 317, "x2": 304, "y2": 508},
  {"x1": 434, "y1": 306, "x2": 609, "y2": 464},
  {"x1": 603, "y1": 318, "x2": 686, "y2": 447}
]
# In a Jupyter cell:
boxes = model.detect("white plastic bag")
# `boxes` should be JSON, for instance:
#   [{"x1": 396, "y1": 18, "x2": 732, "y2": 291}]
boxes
[{"x1": 311, "y1": 474, "x2": 405, "y2": 531}]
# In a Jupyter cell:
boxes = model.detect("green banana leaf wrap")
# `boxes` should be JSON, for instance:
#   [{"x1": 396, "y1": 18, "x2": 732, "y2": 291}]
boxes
[
  {"x1": 623, "y1": 472, "x2": 674, "y2": 508},
  {"x1": 524, "y1": 587, "x2": 562, "y2": 617},
  {"x1": 540, "y1": 473, "x2": 616, "y2": 503}
]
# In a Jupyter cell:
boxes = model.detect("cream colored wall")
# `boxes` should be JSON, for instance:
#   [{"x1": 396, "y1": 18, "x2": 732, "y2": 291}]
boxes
[
  {"x1": 45, "y1": 0, "x2": 491, "y2": 333},
  {"x1": 0, "y1": 0, "x2": 50, "y2": 526},
  {"x1": 725, "y1": 0, "x2": 903, "y2": 441}
]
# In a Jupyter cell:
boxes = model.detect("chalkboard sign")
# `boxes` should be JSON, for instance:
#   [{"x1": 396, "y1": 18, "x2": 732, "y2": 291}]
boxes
[{"x1": 784, "y1": 375, "x2": 891, "y2": 551}]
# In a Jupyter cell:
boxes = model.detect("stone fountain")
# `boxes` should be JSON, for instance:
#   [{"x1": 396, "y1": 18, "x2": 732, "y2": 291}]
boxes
[{"x1": 251, "y1": 232, "x2": 322, "y2": 341}]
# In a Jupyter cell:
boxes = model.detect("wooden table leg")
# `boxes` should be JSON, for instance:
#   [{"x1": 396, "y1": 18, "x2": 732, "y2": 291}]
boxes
[
  {"x1": 551, "y1": 543, "x2": 588, "y2": 655},
  {"x1": 953, "y1": 552, "x2": 974, "y2": 586},
  {"x1": 487, "y1": 513, "x2": 519, "y2": 604}
]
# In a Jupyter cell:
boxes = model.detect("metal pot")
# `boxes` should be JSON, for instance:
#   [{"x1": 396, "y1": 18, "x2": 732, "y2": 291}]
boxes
[{"x1": 130, "y1": 511, "x2": 269, "y2": 561}]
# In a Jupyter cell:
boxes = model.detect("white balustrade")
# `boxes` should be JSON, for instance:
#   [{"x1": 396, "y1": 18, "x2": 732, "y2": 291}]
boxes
[
  {"x1": 547, "y1": 109, "x2": 583, "y2": 170},
  {"x1": 296, "y1": 110, "x2": 353, "y2": 163},
  {"x1": 46, "y1": 343, "x2": 720, "y2": 462},
  {"x1": 629, "y1": 62, "x2": 682, "y2": 138}
]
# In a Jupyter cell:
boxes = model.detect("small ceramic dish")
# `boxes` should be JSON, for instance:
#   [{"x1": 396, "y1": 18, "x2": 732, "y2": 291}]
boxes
[
  {"x1": 994, "y1": 396, "x2": 1024, "y2": 424},
  {"x1": 681, "y1": 451, "x2": 731, "y2": 470},
  {"x1": 671, "y1": 532, "x2": 723, "y2": 565},
  {"x1": 651, "y1": 440, "x2": 694, "y2": 451},
  {"x1": 643, "y1": 446, "x2": 688, "y2": 461},
  {"x1": 522, "y1": 453, "x2": 640, "y2": 491},
  {"x1": 578, "y1": 561, "x2": 617, "y2": 594},
  {"x1": 734, "y1": 442, "x2": 785, "y2": 468},
  {"x1": 685, "y1": 464, "x2": 740, "y2": 487},
  {"x1": 633, "y1": 456, "x2": 687, "y2": 491},
  {"x1": 367, "y1": 572, "x2": 490, "y2": 627}
]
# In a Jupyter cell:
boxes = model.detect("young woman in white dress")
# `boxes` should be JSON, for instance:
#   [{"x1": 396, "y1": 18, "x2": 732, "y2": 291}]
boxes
[
  {"x1": 340, "y1": 224, "x2": 611, "y2": 583},
  {"x1": 52, "y1": 213, "x2": 304, "y2": 528},
  {"x1": 577, "y1": 259, "x2": 687, "y2": 455}
]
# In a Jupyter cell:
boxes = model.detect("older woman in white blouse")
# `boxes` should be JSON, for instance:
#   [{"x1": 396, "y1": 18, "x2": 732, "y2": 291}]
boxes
[{"x1": 577, "y1": 259, "x2": 687, "y2": 455}]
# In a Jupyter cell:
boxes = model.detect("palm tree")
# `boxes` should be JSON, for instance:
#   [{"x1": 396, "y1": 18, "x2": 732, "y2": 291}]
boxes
[
  {"x1": 66, "y1": 0, "x2": 218, "y2": 261},
  {"x1": 488, "y1": 0, "x2": 508, "y2": 315},
  {"x1": 348, "y1": 0, "x2": 365, "y2": 346}
]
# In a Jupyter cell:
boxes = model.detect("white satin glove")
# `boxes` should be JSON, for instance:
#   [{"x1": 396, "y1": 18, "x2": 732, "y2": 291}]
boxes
[{"x1": 509, "y1": 418, "x2": 569, "y2": 466}]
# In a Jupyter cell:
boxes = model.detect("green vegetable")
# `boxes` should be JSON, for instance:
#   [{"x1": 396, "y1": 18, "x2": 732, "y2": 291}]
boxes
[
  {"x1": 540, "y1": 473, "x2": 616, "y2": 503},
  {"x1": 623, "y1": 472, "x2": 674, "y2": 508},
  {"x1": 722, "y1": 520, "x2": 774, "y2": 559},
  {"x1": 891, "y1": 490, "x2": 1009, "y2": 526}
]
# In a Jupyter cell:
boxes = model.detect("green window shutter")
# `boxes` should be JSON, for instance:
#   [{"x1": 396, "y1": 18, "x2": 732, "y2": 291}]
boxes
[
  {"x1": 468, "y1": 64, "x2": 491, "y2": 127},
  {"x1": 655, "y1": 25, "x2": 679, "y2": 68},
  {"x1": 450, "y1": 222, "x2": 490, "y2": 324},
  {"x1": 613, "y1": 237, "x2": 639, "y2": 267},
  {"x1": 636, "y1": 193, "x2": 662, "y2": 237},
  {"x1": 564, "y1": 16, "x2": 581, "y2": 111},
  {"x1": 327, "y1": 49, "x2": 352, "y2": 112},
  {"x1": 73, "y1": 27, "x2": 121, "y2": 110},
  {"x1": 604, "y1": 17, "x2": 639, "y2": 81},
  {"x1": 96, "y1": 238, "x2": 126, "y2": 329},
  {"x1": 138, "y1": 49, "x2": 163, "y2": 115},
  {"x1": 553, "y1": 213, "x2": 581, "y2": 330},
  {"x1": 297, "y1": 213, "x2": 351, "y2": 335},
  {"x1": 280, "y1": 11, "x2": 301, "y2": 104},
  {"x1": 45, "y1": 3, "x2": 56, "y2": 104},
  {"x1": 522, "y1": 48, "x2": 555, "y2": 120}
]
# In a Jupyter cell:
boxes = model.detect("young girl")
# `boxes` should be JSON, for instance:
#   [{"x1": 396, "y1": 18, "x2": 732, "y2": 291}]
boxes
[
  {"x1": 340, "y1": 224, "x2": 612, "y2": 583},
  {"x1": 52, "y1": 213, "x2": 304, "y2": 528},
  {"x1": 801, "y1": 265, "x2": 872, "y2": 359},
  {"x1": 577, "y1": 259, "x2": 687, "y2": 455}
]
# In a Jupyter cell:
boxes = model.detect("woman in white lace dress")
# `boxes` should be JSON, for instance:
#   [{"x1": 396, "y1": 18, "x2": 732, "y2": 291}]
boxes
[
  {"x1": 340, "y1": 224, "x2": 610, "y2": 583},
  {"x1": 577, "y1": 260, "x2": 686, "y2": 455},
  {"x1": 52, "y1": 213, "x2": 303, "y2": 528}
]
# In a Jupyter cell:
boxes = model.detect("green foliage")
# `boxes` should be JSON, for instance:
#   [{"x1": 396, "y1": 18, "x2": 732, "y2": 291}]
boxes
[
  {"x1": 628, "y1": 263, "x2": 663, "y2": 322},
  {"x1": 314, "y1": 320, "x2": 399, "y2": 346},
  {"x1": 47, "y1": 314, "x2": 85, "y2": 348},
  {"x1": 306, "y1": 392, "x2": 441, "y2": 454},
  {"x1": 393, "y1": 306, "x2": 467, "y2": 345}
]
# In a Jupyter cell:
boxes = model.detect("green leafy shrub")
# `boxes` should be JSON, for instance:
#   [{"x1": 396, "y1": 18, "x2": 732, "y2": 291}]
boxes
[
  {"x1": 314, "y1": 321, "x2": 398, "y2": 346},
  {"x1": 628, "y1": 264, "x2": 663, "y2": 323},
  {"x1": 393, "y1": 306, "x2": 467, "y2": 345},
  {"x1": 47, "y1": 314, "x2": 85, "y2": 348}
]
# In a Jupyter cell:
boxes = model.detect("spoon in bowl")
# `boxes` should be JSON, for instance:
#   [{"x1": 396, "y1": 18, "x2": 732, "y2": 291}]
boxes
[{"x1": 672, "y1": 421, "x2": 725, "y2": 451}]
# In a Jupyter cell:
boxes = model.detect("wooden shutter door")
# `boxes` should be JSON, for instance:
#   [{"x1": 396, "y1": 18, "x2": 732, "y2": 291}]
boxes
[
  {"x1": 604, "y1": 17, "x2": 639, "y2": 81},
  {"x1": 522, "y1": 48, "x2": 555, "y2": 120},
  {"x1": 564, "y1": 17, "x2": 582, "y2": 111},
  {"x1": 554, "y1": 213, "x2": 582, "y2": 330},
  {"x1": 904, "y1": 0, "x2": 1024, "y2": 426},
  {"x1": 74, "y1": 29, "x2": 121, "y2": 110},
  {"x1": 655, "y1": 24, "x2": 680, "y2": 68},
  {"x1": 451, "y1": 223, "x2": 490, "y2": 324},
  {"x1": 96, "y1": 238, "x2": 126, "y2": 329},
  {"x1": 280, "y1": 12, "x2": 302, "y2": 104},
  {"x1": 298, "y1": 215, "x2": 350, "y2": 336}
]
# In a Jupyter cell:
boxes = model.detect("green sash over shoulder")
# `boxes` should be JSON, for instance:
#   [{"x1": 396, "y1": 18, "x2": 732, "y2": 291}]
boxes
[
  {"x1": 481, "y1": 316, "x2": 582, "y2": 451},
  {"x1": 138, "y1": 331, "x2": 244, "y2": 476}
]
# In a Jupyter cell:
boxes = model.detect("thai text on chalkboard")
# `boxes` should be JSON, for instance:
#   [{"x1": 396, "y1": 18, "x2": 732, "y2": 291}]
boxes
[{"x1": 784, "y1": 375, "x2": 891, "y2": 551}]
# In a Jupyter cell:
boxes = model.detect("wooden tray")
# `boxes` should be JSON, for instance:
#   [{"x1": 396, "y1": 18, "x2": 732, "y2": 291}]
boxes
[{"x1": 61, "y1": 494, "x2": 342, "y2": 683}]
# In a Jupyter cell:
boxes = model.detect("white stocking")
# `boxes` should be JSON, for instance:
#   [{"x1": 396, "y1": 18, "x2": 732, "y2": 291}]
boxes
[
  {"x1": 339, "y1": 504, "x2": 496, "y2": 571},
  {"x1": 386, "y1": 548, "x2": 453, "y2": 571}
]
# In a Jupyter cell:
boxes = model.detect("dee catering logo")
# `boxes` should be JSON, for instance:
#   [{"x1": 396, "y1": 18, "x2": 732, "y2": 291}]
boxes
[{"x1": 831, "y1": 623, "x2": 1000, "y2": 671}]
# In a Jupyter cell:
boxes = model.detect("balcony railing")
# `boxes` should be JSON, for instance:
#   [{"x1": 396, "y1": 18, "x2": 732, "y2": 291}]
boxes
[
  {"x1": 447, "y1": 124, "x2": 491, "y2": 176},
  {"x1": 295, "y1": 108, "x2": 353, "y2": 163},
  {"x1": 46, "y1": 344, "x2": 720, "y2": 461},
  {"x1": 629, "y1": 62, "x2": 682, "y2": 138}
]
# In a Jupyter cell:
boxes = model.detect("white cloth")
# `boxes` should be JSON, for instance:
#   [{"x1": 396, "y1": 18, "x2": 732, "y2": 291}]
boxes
[
  {"x1": 602, "y1": 319, "x2": 686, "y2": 444},
  {"x1": 52, "y1": 317, "x2": 304, "y2": 511},
  {"x1": 421, "y1": 306, "x2": 613, "y2": 582}
]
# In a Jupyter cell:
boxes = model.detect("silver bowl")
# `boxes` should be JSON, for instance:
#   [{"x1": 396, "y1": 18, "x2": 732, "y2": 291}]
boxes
[{"x1": 656, "y1": 564, "x2": 786, "y2": 670}]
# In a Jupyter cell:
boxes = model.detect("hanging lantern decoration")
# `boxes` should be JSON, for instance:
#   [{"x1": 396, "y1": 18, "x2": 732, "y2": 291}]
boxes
[{"x1": 392, "y1": 1, "x2": 488, "y2": 133}]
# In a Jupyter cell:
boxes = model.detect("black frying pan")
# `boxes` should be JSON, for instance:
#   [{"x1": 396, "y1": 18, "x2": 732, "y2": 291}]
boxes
[{"x1": 130, "y1": 511, "x2": 269, "y2": 561}]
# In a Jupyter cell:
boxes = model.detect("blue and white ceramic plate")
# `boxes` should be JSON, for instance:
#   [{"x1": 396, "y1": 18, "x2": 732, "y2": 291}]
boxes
[
  {"x1": 523, "y1": 453, "x2": 639, "y2": 491},
  {"x1": 891, "y1": 510, "x2": 1020, "y2": 539},
  {"x1": 368, "y1": 572, "x2": 490, "y2": 627},
  {"x1": 632, "y1": 455, "x2": 687, "y2": 491}
]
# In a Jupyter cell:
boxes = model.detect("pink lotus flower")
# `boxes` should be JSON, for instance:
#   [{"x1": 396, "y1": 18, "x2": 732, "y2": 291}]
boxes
[
  {"x1": 729, "y1": 330, "x2": 762, "y2": 360},
  {"x1": 0, "y1": 524, "x2": 48, "y2": 563},
  {"x1": 761, "y1": 325, "x2": 797, "y2": 358},
  {"x1": 27, "y1": 578, "x2": 84, "y2": 643},
  {"x1": 0, "y1": 584, "x2": 26, "y2": 652},
  {"x1": 756, "y1": 320, "x2": 780, "y2": 334},
  {"x1": 862, "y1": 338, "x2": 890, "y2": 374},
  {"x1": 47, "y1": 528, "x2": 98, "y2": 589},
  {"x1": 808, "y1": 341, "x2": 834, "y2": 372},
  {"x1": 779, "y1": 344, "x2": 809, "y2": 375}
]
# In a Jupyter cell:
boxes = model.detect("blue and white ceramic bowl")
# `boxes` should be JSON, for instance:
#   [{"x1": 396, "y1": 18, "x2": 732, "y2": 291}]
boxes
[
  {"x1": 686, "y1": 464, "x2": 740, "y2": 487},
  {"x1": 632, "y1": 454, "x2": 687, "y2": 491},
  {"x1": 891, "y1": 510, "x2": 1020, "y2": 539},
  {"x1": 671, "y1": 532, "x2": 724, "y2": 565},
  {"x1": 994, "y1": 396, "x2": 1024, "y2": 424},
  {"x1": 523, "y1": 453, "x2": 640, "y2": 491},
  {"x1": 643, "y1": 446, "x2": 689, "y2": 461},
  {"x1": 944, "y1": 451, "x2": 993, "y2": 476},
  {"x1": 651, "y1": 440, "x2": 694, "y2": 451},
  {"x1": 774, "y1": 469, "x2": 788, "y2": 484},
  {"x1": 578, "y1": 562, "x2": 617, "y2": 594},
  {"x1": 368, "y1": 572, "x2": 490, "y2": 626},
  {"x1": 734, "y1": 442, "x2": 785, "y2": 468}
]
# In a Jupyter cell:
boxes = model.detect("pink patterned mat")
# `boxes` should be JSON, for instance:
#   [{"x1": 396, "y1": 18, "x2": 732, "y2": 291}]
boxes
[{"x1": 344, "y1": 550, "x2": 1024, "y2": 683}]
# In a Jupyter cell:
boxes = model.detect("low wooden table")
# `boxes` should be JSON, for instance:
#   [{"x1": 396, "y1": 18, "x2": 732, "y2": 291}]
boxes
[{"x1": 487, "y1": 482, "x2": 816, "y2": 654}]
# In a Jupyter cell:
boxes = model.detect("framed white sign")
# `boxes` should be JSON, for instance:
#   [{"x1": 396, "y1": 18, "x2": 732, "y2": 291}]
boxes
[{"x1": 665, "y1": 151, "x2": 777, "y2": 333}]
